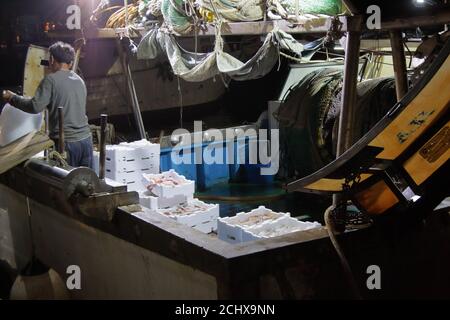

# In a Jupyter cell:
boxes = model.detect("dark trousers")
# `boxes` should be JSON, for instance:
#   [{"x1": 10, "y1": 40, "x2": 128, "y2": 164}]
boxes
[{"x1": 54, "y1": 136, "x2": 94, "y2": 169}]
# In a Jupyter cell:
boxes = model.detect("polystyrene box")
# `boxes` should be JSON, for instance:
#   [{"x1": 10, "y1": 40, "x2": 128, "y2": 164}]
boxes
[
  {"x1": 218, "y1": 206, "x2": 290, "y2": 244},
  {"x1": 142, "y1": 169, "x2": 195, "y2": 199},
  {"x1": 107, "y1": 170, "x2": 146, "y2": 191},
  {"x1": 139, "y1": 190, "x2": 193, "y2": 210},
  {"x1": 0, "y1": 103, "x2": 43, "y2": 147},
  {"x1": 242, "y1": 216, "x2": 322, "y2": 242},
  {"x1": 156, "y1": 199, "x2": 219, "y2": 234},
  {"x1": 105, "y1": 140, "x2": 160, "y2": 174}
]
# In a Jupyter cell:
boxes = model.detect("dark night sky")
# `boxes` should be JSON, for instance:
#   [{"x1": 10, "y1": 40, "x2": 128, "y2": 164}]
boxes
[{"x1": 0, "y1": 0, "x2": 85, "y2": 87}]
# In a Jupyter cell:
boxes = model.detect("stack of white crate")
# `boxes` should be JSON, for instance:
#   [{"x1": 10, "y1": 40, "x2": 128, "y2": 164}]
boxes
[
  {"x1": 93, "y1": 140, "x2": 219, "y2": 233},
  {"x1": 218, "y1": 206, "x2": 321, "y2": 244},
  {"x1": 139, "y1": 170, "x2": 195, "y2": 209},
  {"x1": 102, "y1": 139, "x2": 160, "y2": 192},
  {"x1": 140, "y1": 170, "x2": 220, "y2": 234}
]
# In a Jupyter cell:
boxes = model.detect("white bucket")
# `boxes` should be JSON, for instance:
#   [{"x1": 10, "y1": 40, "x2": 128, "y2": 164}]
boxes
[{"x1": 0, "y1": 103, "x2": 43, "y2": 147}]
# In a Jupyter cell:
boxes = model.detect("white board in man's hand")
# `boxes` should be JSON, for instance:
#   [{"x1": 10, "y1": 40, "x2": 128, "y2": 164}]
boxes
[{"x1": 0, "y1": 103, "x2": 43, "y2": 147}]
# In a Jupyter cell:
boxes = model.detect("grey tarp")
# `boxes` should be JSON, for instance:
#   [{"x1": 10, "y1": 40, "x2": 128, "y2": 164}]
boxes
[{"x1": 137, "y1": 27, "x2": 304, "y2": 82}]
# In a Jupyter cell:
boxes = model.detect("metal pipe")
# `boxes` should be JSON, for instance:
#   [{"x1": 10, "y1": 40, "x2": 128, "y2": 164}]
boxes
[
  {"x1": 24, "y1": 158, "x2": 101, "y2": 198},
  {"x1": 333, "y1": 18, "x2": 362, "y2": 209},
  {"x1": 58, "y1": 106, "x2": 65, "y2": 154},
  {"x1": 336, "y1": 33, "x2": 361, "y2": 155},
  {"x1": 44, "y1": 109, "x2": 49, "y2": 159},
  {"x1": 117, "y1": 39, "x2": 146, "y2": 139},
  {"x1": 99, "y1": 114, "x2": 108, "y2": 180},
  {"x1": 25, "y1": 159, "x2": 72, "y2": 189},
  {"x1": 390, "y1": 31, "x2": 408, "y2": 101}
]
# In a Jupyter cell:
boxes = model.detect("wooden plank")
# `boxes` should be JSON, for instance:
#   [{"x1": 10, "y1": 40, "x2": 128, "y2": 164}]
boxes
[
  {"x1": 96, "y1": 18, "x2": 334, "y2": 39},
  {"x1": 380, "y1": 10, "x2": 450, "y2": 31},
  {"x1": 369, "y1": 55, "x2": 450, "y2": 160},
  {"x1": 305, "y1": 174, "x2": 372, "y2": 192},
  {"x1": 0, "y1": 132, "x2": 53, "y2": 175},
  {"x1": 404, "y1": 120, "x2": 450, "y2": 186}
]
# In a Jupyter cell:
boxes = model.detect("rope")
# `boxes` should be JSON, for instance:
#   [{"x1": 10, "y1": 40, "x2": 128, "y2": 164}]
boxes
[
  {"x1": 177, "y1": 76, "x2": 184, "y2": 128},
  {"x1": 106, "y1": 3, "x2": 140, "y2": 28},
  {"x1": 324, "y1": 205, "x2": 362, "y2": 299},
  {"x1": 48, "y1": 150, "x2": 69, "y2": 168}
]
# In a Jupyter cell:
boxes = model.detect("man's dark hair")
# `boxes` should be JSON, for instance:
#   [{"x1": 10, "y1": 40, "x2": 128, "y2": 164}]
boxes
[{"x1": 49, "y1": 42, "x2": 75, "y2": 65}]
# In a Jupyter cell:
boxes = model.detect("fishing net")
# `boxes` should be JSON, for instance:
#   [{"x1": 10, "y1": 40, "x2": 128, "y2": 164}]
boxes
[
  {"x1": 277, "y1": 68, "x2": 343, "y2": 179},
  {"x1": 326, "y1": 77, "x2": 397, "y2": 155},
  {"x1": 277, "y1": 70, "x2": 396, "y2": 180},
  {"x1": 137, "y1": 25, "x2": 304, "y2": 82},
  {"x1": 267, "y1": 0, "x2": 342, "y2": 22},
  {"x1": 94, "y1": 0, "x2": 341, "y2": 30},
  {"x1": 196, "y1": 0, "x2": 265, "y2": 22},
  {"x1": 141, "y1": 0, "x2": 163, "y2": 17},
  {"x1": 161, "y1": 0, "x2": 194, "y2": 34}
]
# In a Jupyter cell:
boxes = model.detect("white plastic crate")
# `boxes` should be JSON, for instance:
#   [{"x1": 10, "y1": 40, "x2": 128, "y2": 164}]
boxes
[
  {"x1": 94, "y1": 151, "x2": 151, "y2": 178},
  {"x1": 156, "y1": 199, "x2": 220, "y2": 234},
  {"x1": 139, "y1": 190, "x2": 193, "y2": 210},
  {"x1": 243, "y1": 216, "x2": 322, "y2": 242},
  {"x1": 105, "y1": 140, "x2": 160, "y2": 174},
  {"x1": 107, "y1": 170, "x2": 146, "y2": 192},
  {"x1": 217, "y1": 206, "x2": 290, "y2": 244},
  {"x1": 93, "y1": 140, "x2": 160, "y2": 191},
  {"x1": 194, "y1": 219, "x2": 217, "y2": 234},
  {"x1": 142, "y1": 169, "x2": 195, "y2": 199}
]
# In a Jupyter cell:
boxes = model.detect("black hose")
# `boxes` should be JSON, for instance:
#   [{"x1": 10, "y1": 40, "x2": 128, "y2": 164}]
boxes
[{"x1": 324, "y1": 205, "x2": 362, "y2": 299}]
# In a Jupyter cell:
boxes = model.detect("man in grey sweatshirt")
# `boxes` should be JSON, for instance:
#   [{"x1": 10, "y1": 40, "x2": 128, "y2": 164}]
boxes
[{"x1": 2, "y1": 42, "x2": 93, "y2": 168}]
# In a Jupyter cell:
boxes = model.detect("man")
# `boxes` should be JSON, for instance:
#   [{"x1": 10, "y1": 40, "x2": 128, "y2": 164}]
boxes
[{"x1": 2, "y1": 42, "x2": 93, "y2": 168}]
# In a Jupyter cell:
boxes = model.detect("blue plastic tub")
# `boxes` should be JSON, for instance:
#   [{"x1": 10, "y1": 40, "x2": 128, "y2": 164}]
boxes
[{"x1": 160, "y1": 136, "x2": 275, "y2": 190}]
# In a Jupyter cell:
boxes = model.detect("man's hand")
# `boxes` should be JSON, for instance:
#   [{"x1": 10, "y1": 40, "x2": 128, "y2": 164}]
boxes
[{"x1": 2, "y1": 90, "x2": 15, "y2": 103}]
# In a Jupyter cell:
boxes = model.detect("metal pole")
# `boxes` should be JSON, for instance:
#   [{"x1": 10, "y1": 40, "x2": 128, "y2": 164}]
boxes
[
  {"x1": 58, "y1": 107, "x2": 65, "y2": 155},
  {"x1": 333, "y1": 16, "x2": 362, "y2": 208},
  {"x1": 44, "y1": 109, "x2": 49, "y2": 159},
  {"x1": 99, "y1": 114, "x2": 108, "y2": 180},
  {"x1": 117, "y1": 39, "x2": 147, "y2": 139},
  {"x1": 336, "y1": 22, "x2": 362, "y2": 155},
  {"x1": 390, "y1": 31, "x2": 408, "y2": 101}
]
